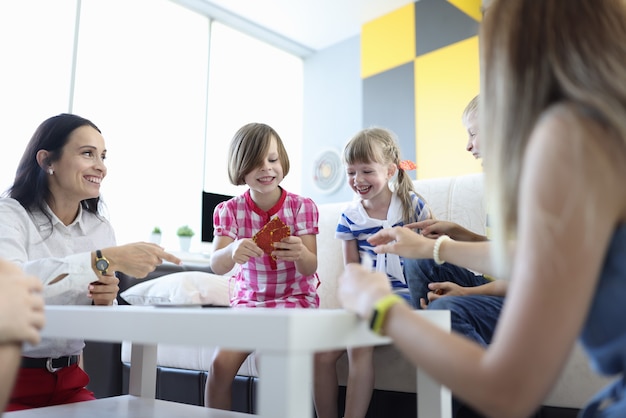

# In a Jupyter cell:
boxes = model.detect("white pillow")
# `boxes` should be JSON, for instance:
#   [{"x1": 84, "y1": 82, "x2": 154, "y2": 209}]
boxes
[{"x1": 120, "y1": 271, "x2": 231, "y2": 306}]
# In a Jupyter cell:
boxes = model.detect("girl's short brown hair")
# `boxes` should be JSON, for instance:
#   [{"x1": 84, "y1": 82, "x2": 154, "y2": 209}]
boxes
[{"x1": 227, "y1": 123, "x2": 290, "y2": 185}]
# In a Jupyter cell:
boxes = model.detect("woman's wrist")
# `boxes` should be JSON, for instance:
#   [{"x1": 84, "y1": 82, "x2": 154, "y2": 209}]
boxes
[
  {"x1": 433, "y1": 235, "x2": 451, "y2": 265},
  {"x1": 369, "y1": 294, "x2": 404, "y2": 335}
]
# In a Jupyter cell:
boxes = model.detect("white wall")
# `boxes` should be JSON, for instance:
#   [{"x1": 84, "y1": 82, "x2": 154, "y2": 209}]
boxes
[{"x1": 302, "y1": 36, "x2": 362, "y2": 205}]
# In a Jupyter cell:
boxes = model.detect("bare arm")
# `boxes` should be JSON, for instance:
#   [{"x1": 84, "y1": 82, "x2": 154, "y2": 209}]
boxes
[
  {"x1": 0, "y1": 344, "x2": 21, "y2": 411},
  {"x1": 422, "y1": 279, "x2": 509, "y2": 307},
  {"x1": 96, "y1": 243, "x2": 182, "y2": 278},
  {"x1": 343, "y1": 239, "x2": 360, "y2": 265},
  {"x1": 369, "y1": 229, "x2": 497, "y2": 277},
  {"x1": 463, "y1": 279, "x2": 507, "y2": 297},
  {"x1": 408, "y1": 219, "x2": 488, "y2": 242},
  {"x1": 210, "y1": 235, "x2": 263, "y2": 275}
]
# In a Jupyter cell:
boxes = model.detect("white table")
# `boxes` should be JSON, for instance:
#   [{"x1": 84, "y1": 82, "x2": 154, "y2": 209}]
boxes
[{"x1": 6, "y1": 306, "x2": 451, "y2": 418}]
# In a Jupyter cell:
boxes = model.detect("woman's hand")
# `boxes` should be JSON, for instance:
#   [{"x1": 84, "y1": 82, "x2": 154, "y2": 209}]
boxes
[
  {"x1": 100, "y1": 242, "x2": 182, "y2": 279},
  {"x1": 88, "y1": 273, "x2": 120, "y2": 306},
  {"x1": 407, "y1": 220, "x2": 486, "y2": 242},
  {"x1": 368, "y1": 226, "x2": 434, "y2": 259},
  {"x1": 407, "y1": 219, "x2": 461, "y2": 239},
  {"x1": 0, "y1": 259, "x2": 45, "y2": 345},
  {"x1": 338, "y1": 263, "x2": 393, "y2": 320}
]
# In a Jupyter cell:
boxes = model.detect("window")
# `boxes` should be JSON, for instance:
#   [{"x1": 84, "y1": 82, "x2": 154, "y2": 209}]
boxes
[
  {"x1": 0, "y1": 0, "x2": 75, "y2": 195},
  {"x1": 203, "y1": 22, "x2": 303, "y2": 199},
  {"x1": 0, "y1": 0, "x2": 303, "y2": 254},
  {"x1": 73, "y1": 0, "x2": 209, "y2": 251}
]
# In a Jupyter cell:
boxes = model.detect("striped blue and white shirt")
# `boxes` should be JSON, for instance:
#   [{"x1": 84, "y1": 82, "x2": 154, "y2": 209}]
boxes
[{"x1": 335, "y1": 192, "x2": 430, "y2": 295}]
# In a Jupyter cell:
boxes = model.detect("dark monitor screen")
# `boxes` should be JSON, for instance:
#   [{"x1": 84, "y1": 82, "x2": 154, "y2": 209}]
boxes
[{"x1": 201, "y1": 192, "x2": 234, "y2": 243}]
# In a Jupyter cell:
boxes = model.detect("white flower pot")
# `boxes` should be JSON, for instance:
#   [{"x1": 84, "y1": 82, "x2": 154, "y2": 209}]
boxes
[
  {"x1": 150, "y1": 233, "x2": 162, "y2": 245},
  {"x1": 179, "y1": 236, "x2": 192, "y2": 252}
]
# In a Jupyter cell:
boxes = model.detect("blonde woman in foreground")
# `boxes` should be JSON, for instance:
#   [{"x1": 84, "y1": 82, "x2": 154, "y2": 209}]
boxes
[{"x1": 338, "y1": 1, "x2": 626, "y2": 417}]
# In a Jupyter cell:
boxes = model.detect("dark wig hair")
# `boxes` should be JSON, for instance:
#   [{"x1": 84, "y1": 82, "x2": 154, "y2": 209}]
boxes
[{"x1": 6, "y1": 113, "x2": 102, "y2": 218}]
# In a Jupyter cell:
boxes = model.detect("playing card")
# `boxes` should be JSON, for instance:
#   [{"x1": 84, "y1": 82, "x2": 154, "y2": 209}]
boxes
[{"x1": 253, "y1": 216, "x2": 291, "y2": 258}]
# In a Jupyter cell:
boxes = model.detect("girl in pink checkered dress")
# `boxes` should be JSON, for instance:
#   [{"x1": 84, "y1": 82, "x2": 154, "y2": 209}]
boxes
[{"x1": 205, "y1": 122, "x2": 320, "y2": 411}]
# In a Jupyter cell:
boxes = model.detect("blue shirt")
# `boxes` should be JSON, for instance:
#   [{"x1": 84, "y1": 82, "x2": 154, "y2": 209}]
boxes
[{"x1": 579, "y1": 224, "x2": 626, "y2": 417}]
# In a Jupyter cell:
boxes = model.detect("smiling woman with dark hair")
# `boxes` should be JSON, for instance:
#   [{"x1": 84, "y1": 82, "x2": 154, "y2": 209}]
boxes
[
  {"x1": 0, "y1": 113, "x2": 181, "y2": 411},
  {"x1": 8, "y1": 114, "x2": 103, "y2": 220}
]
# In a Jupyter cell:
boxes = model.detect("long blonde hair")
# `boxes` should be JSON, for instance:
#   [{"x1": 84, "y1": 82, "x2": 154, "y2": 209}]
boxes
[
  {"x1": 343, "y1": 127, "x2": 430, "y2": 223},
  {"x1": 481, "y1": 0, "x2": 626, "y2": 274}
]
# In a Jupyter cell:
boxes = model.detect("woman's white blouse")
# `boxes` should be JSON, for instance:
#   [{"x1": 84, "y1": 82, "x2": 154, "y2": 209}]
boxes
[{"x1": 0, "y1": 197, "x2": 116, "y2": 358}]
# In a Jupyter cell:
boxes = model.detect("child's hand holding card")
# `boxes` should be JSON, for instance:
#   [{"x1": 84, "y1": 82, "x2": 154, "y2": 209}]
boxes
[{"x1": 253, "y1": 217, "x2": 291, "y2": 260}]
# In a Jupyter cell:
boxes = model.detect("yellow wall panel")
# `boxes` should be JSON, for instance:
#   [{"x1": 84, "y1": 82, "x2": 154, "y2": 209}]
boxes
[
  {"x1": 415, "y1": 36, "x2": 482, "y2": 179},
  {"x1": 447, "y1": 0, "x2": 483, "y2": 22},
  {"x1": 361, "y1": 3, "x2": 415, "y2": 79}
]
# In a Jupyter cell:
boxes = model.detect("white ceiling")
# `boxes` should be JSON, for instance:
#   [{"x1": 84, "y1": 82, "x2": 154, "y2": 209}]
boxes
[{"x1": 174, "y1": 0, "x2": 415, "y2": 53}]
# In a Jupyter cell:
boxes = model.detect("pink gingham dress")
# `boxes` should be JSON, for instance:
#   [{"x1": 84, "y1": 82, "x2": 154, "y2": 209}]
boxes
[{"x1": 213, "y1": 188, "x2": 320, "y2": 308}]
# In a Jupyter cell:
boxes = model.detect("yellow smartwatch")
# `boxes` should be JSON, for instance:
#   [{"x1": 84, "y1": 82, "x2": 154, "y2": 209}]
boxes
[{"x1": 369, "y1": 294, "x2": 403, "y2": 335}]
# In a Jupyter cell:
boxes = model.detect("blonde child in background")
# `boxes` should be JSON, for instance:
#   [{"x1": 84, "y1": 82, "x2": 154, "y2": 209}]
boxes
[
  {"x1": 204, "y1": 122, "x2": 320, "y2": 411},
  {"x1": 314, "y1": 127, "x2": 432, "y2": 418}
]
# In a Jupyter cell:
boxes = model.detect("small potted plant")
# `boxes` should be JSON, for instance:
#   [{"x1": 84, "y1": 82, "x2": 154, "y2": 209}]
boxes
[
  {"x1": 150, "y1": 226, "x2": 162, "y2": 245},
  {"x1": 176, "y1": 225, "x2": 195, "y2": 252}
]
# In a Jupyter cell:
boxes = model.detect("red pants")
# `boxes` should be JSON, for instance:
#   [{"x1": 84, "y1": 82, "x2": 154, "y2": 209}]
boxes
[{"x1": 6, "y1": 364, "x2": 95, "y2": 411}]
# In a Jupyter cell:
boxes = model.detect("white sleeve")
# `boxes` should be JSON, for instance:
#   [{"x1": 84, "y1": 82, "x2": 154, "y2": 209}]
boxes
[
  {"x1": 21, "y1": 252, "x2": 98, "y2": 300},
  {"x1": 0, "y1": 200, "x2": 101, "y2": 303}
]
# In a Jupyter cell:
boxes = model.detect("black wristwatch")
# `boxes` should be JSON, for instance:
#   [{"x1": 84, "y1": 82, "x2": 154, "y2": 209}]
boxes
[{"x1": 95, "y1": 250, "x2": 110, "y2": 275}]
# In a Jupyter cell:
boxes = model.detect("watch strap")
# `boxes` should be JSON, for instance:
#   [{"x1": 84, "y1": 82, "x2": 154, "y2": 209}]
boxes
[{"x1": 369, "y1": 294, "x2": 403, "y2": 335}]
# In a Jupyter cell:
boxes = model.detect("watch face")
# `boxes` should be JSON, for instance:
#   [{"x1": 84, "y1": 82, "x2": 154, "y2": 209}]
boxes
[{"x1": 96, "y1": 259, "x2": 109, "y2": 272}]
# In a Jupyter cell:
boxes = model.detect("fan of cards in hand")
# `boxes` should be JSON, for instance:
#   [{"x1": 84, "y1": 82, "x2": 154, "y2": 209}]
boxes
[{"x1": 253, "y1": 217, "x2": 291, "y2": 260}]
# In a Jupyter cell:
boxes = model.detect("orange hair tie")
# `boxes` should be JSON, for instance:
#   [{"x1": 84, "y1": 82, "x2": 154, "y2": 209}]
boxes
[{"x1": 398, "y1": 160, "x2": 417, "y2": 171}]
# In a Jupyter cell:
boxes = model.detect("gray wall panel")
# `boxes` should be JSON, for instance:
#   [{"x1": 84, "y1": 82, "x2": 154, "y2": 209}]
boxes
[
  {"x1": 363, "y1": 62, "x2": 416, "y2": 179},
  {"x1": 415, "y1": 0, "x2": 478, "y2": 56}
]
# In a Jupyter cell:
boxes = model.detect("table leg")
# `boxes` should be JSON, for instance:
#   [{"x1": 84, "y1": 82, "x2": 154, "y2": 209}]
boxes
[
  {"x1": 417, "y1": 369, "x2": 452, "y2": 418},
  {"x1": 128, "y1": 343, "x2": 158, "y2": 398},
  {"x1": 257, "y1": 351, "x2": 313, "y2": 418},
  {"x1": 415, "y1": 309, "x2": 451, "y2": 418}
]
